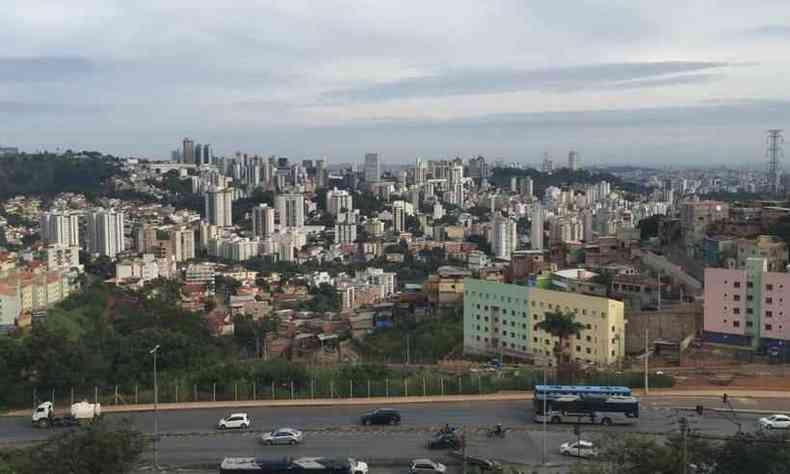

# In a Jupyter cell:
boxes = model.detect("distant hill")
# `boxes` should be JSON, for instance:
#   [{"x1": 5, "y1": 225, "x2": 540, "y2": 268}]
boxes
[{"x1": 0, "y1": 152, "x2": 123, "y2": 199}]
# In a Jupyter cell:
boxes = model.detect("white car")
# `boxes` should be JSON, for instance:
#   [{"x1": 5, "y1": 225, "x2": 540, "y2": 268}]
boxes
[
  {"x1": 217, "y1": 413, "x2": 251, "y2": 430},
  {"x1": 409, "y1": 459, "x2": 446, "y2": 474},
  {"x1": 261, "y1": 427, "x2": 304, "y2": 445},
  {"x1": 560, "y1": 440, "x2": 598, "y2": 458},
  {"x1": 759, "y1": 414, "x2": 790, "y2": 430}
]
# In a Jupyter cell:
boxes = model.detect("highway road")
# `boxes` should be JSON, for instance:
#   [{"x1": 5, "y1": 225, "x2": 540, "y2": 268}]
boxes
[{"x1": 0, "y1": 398, "x2": 775, "y2": 469}]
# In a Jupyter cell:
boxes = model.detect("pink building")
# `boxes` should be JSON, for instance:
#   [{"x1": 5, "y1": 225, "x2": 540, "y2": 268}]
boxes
[{"x1": 704, "y1": 257, "x2": 790, "y2": 353}]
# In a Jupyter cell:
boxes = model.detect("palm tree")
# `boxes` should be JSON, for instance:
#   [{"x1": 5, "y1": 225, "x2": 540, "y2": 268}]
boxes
[{"x1": 536, "y1": 310, "x2": 585, "y2": 368}]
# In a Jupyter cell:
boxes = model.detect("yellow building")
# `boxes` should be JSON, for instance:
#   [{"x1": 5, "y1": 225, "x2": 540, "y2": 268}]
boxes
[{"x1": 463, "y1": 278, "x2": 625, "y2": 367}]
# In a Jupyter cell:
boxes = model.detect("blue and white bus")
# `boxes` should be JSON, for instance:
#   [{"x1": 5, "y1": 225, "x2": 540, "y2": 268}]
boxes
[{"x1": 533, "y1": 385, "x2": 639, "y2": 426}]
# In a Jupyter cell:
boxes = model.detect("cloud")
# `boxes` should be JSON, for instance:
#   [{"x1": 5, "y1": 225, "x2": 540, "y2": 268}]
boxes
[
  {"x1": 743, "y1": 25, "x2": 790, "y2": 38},
  {"x1": 322, "y1": 61, "x2": 730, "y2": 103},
  {"x1": 0, "y1": 100, "x2": 104, "y2": 115},
  {"x1": 0, "y1": 56, "x2": 95, "y2": 82}
]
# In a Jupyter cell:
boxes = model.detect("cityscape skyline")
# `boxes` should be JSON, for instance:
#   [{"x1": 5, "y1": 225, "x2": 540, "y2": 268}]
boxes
[{"x1": 2, "y1": 2, "x2": 790, "y2": 163}]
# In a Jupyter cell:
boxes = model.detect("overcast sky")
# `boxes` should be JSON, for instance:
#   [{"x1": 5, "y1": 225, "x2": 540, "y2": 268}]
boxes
[{"x1": 2, "y1": 1, "x2": 790, "y2": 166}]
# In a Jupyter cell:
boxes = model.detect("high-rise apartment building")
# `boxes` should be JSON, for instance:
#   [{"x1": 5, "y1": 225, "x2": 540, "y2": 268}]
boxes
[
  {"x1": 40, "y1": 212, "x2": 80, "y2": 247},
  {"x1": 205, "y1": 188, "x2": 233, "y2": 227},
  {"x1": 363, "y1": 153, "x2": 380, "y2": 183},
  {"x1": 568, "y1": 151, "x2": 579, "y2": 171},
  {"x1": 251, "y1": 204, "x2": 276, "y2": 237},
  {"x1": 463, "y1": 278, "x2": 625, "y2": 366},
  {"x1": 531, "y1": 205, "x2": 544, "y2": 250},
  {"x1": 182, "y1": 138, "x2": 195, "y2": 164},
  {"x1": 492, "y1": 215, "x2": 517, "y2": 260},
  {"x1": 276, "y1": 194, "x2": 305, "y2": 229},
  {"x1": 326, "y1": 188, "x2": 354, "y2": 215},
  {"x1": 86, "y1": 209, "x2": 126, "y2": 259},
  {"x1": 392, "y1": 201, "x2": 405, "y2": 233}
]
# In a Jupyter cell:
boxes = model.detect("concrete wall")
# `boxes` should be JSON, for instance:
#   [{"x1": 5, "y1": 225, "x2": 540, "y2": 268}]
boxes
[{"x1": 625, "y1": 303, "x2": 701, "y2": 354}]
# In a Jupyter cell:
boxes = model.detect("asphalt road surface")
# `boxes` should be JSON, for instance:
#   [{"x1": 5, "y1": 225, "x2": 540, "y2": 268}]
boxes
[{"x1": 0, "y1": 398, "x2": 774, "y2": 469}]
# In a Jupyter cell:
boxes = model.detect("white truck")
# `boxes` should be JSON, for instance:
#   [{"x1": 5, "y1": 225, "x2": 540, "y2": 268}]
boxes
[{"x1": 32, "y1": 400, "x2": 102, "y2": 428}]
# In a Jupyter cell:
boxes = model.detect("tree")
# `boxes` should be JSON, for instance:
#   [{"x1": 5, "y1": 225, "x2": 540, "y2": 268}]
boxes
[
  {"x1": 0, "y1": 422, "x2": 146, "y2": 474},
  {"x1": 536, "y1": 310, "x2": 585, "y2": 367}
]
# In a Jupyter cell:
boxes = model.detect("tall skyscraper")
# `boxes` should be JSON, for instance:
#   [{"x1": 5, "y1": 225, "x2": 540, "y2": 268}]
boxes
[
  {"x1": 415, "y1": 157, "x2": 427, "y2": 185},
  {"x1": 205, "y1": 188, "x2": 233, "y2": 227},
  {"x1": 40, "y1": 212, "x2": 80, "y2": 247},
  {"x1": 252, "y1": 204, "x2": 276, "y2": 237},
  {"x1": 582, "y1": 209, "x2": 594, "y2": 242},
  {"x1": 182, "y1": 138, "x2": 195, "y2": 164},
  {"x1": 568, "y1": 151, "x2": 579, "y2": 171},
  {"x1": 202, "y1": 144, "x2": 212, "y2": 165},
  {"x1": 531, "y1": 205, "x2": 544, "y2": 250},
  {"x1": 492, "y1": 215, "x2": 517, "y2": 261},
  {"x1": 392, "y1": 201, "x2": 405, "y2": 233},
  {"x1": 86, "y1": 210, "x2": 125, "y2": 258},
  {"x1": 276, "y1": 194, "x2": 305, "y2": 229},
  {"x1": 541, "y1": 153, "x2": 553, "y2": 174},
  {"x1": 364, "y1": 153, "x2": 380, "y2": 183},
  {"x1": 326, "y1": 188, "x2": 353, "y2": 215}
]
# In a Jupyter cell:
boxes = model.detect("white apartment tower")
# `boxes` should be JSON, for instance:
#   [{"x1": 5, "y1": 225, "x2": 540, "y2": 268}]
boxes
[
  {"x1": 251, "y1": 204, "x2": 276, "y2": 237},
  {"x1": 493, "y1": 215, "x2": 517, "y2": 261},
  {"x1": 86, "y1": 209, "x2": 125, "y2": 258},
  {"x1": 205, "y1": 187, "x2": 233, "y2": 227},
  {"x1": 276, "y1": 194, "x2": 305, "y2": 229},
  {"x1": 40, "y1": 212, "x2": 80, "y2": 247},
  {"x1": 326, "y1": 188, "x2": 353, "y2": 215},
  {"x1": 392, "y1": 201, "x2": 405, "y2": 233},
  {"x1": 531, "y1": 205, "x2": 544, "y2": 250}
]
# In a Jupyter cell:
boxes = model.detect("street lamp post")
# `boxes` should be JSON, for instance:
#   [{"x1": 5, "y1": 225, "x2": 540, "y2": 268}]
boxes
[{"x1": 150, "y1": 345, "x2": 160, "y2": 471}]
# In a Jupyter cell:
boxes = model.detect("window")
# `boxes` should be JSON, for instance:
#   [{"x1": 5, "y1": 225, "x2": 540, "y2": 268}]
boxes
[
  {"x1": 511, "y1": 310, "x2": 516, "y2": 316},
  {"x1": 476, "y1": 304, "x2": 480, "y2": 309},
  {"x1": 746, "y1": 321, "x2": 753, "y2": 328},
  {"x1": 586, "y1": 348, "x2": 592, "y2": 354},
  {"x1": 733, "y1": 308, "x2": 741, "y2": 314},
  {"x1": 767, "y1": 284, "x2": 774, "y2": 291},
  {"x1": 747, "y1": 308, "x2": 753, "y2": 315},
  {"x1": 576, "y1": 345, "x2": 581, "y2": 352},
  {"x1": 747, "y1": 281, "x2": 754, "y2": 288},
  {"x1": 586, "y1": 324, "x2": 592, "y2": 329},
  {"x1": 510, "y1": 332, "x2": 515, "y2": 337},
  {"x1": 476, "y1": 315, "x2": 480, "y2": 320},
  {"x1": 747, "y1": 295, "x2": 753, "y2": 301},
  {"x1": 767, "y1": 297, "x2": 773, "y2": 304},
  {"x1": 586, "y1": 336, "x2": 592, "y2": 342},
  {"x1": 733, "y1": 295, "x2": 741, "y2": 301},
  {"x1": 766, "y1": 324, "x2": 773, "y2": 331},
  {"x1": 733, "y1": 321, "x2": 740, "y2": 327},
  {"x1": 476, "y1": 325, "x2": 480, "y2": 331},
  {"x1": 484, "y1": 317, "x2": 489, "y2": 322},
  {"x1": 767, "y1": 311, "x2": 773, "y2": 318},
  {"x1": 476, "y1": 336, "x2": 480, "y2": 341},
  {"x1": 533, "y1": 337, "x2": 538, "y2": 343},
  {"x1": 734, "y1": 281, "x2": 741, "y2": 288}
]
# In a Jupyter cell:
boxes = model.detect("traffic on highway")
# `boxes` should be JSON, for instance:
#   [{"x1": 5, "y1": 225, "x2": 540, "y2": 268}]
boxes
[{"x1": 0, "y1": 385, "x2": 780, "y2": 470}]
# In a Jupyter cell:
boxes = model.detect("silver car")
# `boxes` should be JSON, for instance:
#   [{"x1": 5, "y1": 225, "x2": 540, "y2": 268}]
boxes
[{"x1": 261, "y1": 427, "x2": 304, "y2": 445}]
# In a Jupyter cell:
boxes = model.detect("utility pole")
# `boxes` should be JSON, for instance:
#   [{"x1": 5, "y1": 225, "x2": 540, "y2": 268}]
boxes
[
  {"x1": 680, "y1": 416, "x2": 689, "y2": 474},
  {"x1": 644, "y1": 327, "x2": 649, "y2": 394},
  {"x1": 149, "y1": 345, "x2": 160, "y2": 471},
  {"x1": 542, "y1": 367, "x2": 547, "y2": 465},
  {"x1": 766, "y1": 129, "x2": 784, "y2": 195}
]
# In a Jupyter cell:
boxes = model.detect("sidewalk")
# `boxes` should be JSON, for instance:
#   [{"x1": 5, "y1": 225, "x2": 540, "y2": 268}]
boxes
[{"x1": 5, "y1": 389, "x2": 789, "y2": 417}]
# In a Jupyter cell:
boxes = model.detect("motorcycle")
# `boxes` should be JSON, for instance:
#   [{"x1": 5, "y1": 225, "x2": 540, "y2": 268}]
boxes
[{"x1": 486, "y1": 427, "x2": 507, "y2": 438}]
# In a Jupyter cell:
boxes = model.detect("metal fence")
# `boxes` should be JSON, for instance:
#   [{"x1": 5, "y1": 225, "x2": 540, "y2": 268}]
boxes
[{"x1": 29, "y1": 372, "x2": 544, "y2": 408}]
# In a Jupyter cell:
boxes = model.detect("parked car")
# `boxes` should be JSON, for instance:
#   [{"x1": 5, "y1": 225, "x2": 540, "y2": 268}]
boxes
[
  {"x1": 261, "y1": 427, "x2": 304, "y2": 445},
  {"x1": 217, "y1": 413, "x2": 251, "y2": 430},
  {"x1": 759, "y1": 414, "x2": 790, "y2": 430},
  {"x1": 360, "y1": 408, "x2": 401, "y2": 425},
  {"x1": 409, "y1": 459, "x2": 446, "y2": 474},
  {"x1": 427, "y1": 432, "x2": 462, "y2": 450},
  {"x1": 560, "y1": 440, "x2": 598, "y2": 458}
]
